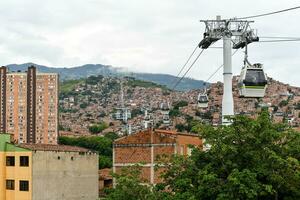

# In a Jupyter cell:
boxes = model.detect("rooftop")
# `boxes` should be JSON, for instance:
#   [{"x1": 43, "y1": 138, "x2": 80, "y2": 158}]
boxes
[{"x1": 18, "y1": 143, "x2": 91, "y2": 153}]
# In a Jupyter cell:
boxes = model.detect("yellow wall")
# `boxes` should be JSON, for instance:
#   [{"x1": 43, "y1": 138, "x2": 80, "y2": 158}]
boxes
[{"x1": 0, "y1": 151, "x2": 32, "y2": 200}]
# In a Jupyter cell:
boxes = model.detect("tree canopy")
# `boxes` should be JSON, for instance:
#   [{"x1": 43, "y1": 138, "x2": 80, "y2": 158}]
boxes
[
  {"x1": 107, "y1": 112, "x2": 300, "y2": 200},
  {"x1": 89, "y1": 122, "x2": 108, "y2": 134},
  {"x1": 59, "y1": 133, "x2": 119, "y2": 169}
]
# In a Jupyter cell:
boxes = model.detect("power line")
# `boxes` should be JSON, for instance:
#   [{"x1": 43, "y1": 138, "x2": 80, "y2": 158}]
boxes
[
  {"x1": 258, "y1": 39, "x2": 300, "y2": 43},
  {"x1": 236, "y1": 5, "x2": 300, "y2": 19},
  {"x1": 171, "y1": 44, "x2": 199, "y2": 86},
  {"x1": 172, "y1": 49, "x2": 205, "y2": 90},
  {"x1": 260, "y1": 36, "x2": 300, "y2": 39}
]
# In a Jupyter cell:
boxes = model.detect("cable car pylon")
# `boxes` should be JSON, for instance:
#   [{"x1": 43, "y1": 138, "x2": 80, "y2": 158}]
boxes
[{"x1": 199, "y1": 15, "x2": 259, "y2": 125}]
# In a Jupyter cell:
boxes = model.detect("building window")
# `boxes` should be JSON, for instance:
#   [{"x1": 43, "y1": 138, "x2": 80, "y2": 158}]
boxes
[
  {"x1": 19, "y1": 180, "x2": 29, "y2": 191},
  {"x1": 6, "y1": 180, "x2": 15, "y2": 190},
  {"x1": 20, "y1": 156, "x2": 29, "y2": 167},
  {"x1": 6, "y1": 156, "x2": 15, "y2": 166}
]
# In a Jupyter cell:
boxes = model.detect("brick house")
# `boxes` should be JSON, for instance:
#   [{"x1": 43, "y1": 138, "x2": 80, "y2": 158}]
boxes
[{"x1": 113, "y1": 129, "x2": 202, "y2": 184}]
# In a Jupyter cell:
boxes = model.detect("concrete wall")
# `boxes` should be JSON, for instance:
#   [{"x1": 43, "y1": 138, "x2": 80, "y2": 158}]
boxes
[{"x1": 32, "y1": 151, "x2": 98, "y2": 200}]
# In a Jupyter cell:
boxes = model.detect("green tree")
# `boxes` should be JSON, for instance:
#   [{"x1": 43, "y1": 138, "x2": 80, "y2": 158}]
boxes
[
  {"x1": 104, "y1": 132, "x2": 120, "y2": 141},
  {"x1": 159, "y1": 112, "x2": 300, "y2": 199},
  {"x1": 169, "y1": 109, "x2": 180, "y2": 117},
  {"x1": 105, "y1": 165, "x2": 157, "y2": 200},
  {"x1": 279, "y1": 100, "x2": 288, "y2": 107},
  {"x1": 80, "y1": 102, "x2": 88, "y2": 109},
  {"x1": 58, "y1": 136, "x2": 113, "y2": 169},
  {"x1": 173, "y1": 100, "x2": 188, "y2": 110},
  {"x1": 106, "y1": 112, "x2": 300, "y2": 199},
  {"x1": 89, "y1": 122, "x2": 108, "y2": 134}
]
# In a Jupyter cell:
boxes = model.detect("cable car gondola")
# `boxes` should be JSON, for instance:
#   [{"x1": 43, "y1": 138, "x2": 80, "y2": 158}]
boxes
[
  {"x1": 198, "y1": 93, "x2": 209, "y2": 108},
  {"x1": 238, "y1": 59, "x2": 267, "y2": 98},
  {"x1": 160, "y1": 101, "x2": 170, "y2": 124},
  {"x1": 162, "y1": 115, "x2": 170, "y2": 124}
]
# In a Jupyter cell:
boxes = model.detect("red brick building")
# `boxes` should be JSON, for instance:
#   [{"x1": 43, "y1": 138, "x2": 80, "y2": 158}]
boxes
[{"x1": 113, "y1": 129, "x2": 202, "y2": 184}]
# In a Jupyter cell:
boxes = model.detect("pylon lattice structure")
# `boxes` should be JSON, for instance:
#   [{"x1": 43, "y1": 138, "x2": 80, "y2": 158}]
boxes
[{"x1": 199, "y1": 16, "x2": 259, "y2": 125}]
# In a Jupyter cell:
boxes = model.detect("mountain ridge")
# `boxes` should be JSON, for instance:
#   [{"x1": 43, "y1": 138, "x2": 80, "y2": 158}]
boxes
[{"x1": 5, "y1": 63, "x2": 207, "y2": 91}]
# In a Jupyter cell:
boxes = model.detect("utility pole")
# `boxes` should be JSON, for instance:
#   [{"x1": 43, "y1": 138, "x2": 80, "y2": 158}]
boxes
[{"x1": 199, "y1": 16, "x2": 258, "y2": 125}]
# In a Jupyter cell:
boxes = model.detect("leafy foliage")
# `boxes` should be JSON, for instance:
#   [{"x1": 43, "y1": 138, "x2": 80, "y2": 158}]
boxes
[
  {"x1": 173, "y1": 100, "x2": 188, "y2": 109},
  {"x1": 131, "y1": 108, "x2": 143, "y2": 118},
  {"x1": 161, "y1": 112, "x2": 300, "y2": 199},
  {"x1": 107, "y1": 112, "x2": 300, "y2": 199},
  {"x1": 105, "y1": 165, "x2": 157, "y2": 200},
  {"x1": 169, "y1": 109, "x2": 181, "y2": 117},
  {"x1": 86, "y1": 75, "x2": 104, "y2": 85},
  {"x1": 279, "y1": 100, "x2": 289, "y2": 107},
  {"x1": 60, "y1": 79, "x2": 84, "y2": 93},
  {"x1": 58, "y1": 134, "x2": 119, "y2": 169},
  {"x1": 126, "y1": 78, "x2": 168, "y2": 90},
  {"x1": 89, "y1": 122, "x2": 108, "y2": 134}
]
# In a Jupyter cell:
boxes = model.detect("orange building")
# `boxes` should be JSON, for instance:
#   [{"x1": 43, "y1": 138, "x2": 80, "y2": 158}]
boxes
[
  {"x1": 113, "y1": 129, "x2": 202, "y2": 184},
  {"x1": 0, "y1": 66, "x2": 58, "y2": 144}
]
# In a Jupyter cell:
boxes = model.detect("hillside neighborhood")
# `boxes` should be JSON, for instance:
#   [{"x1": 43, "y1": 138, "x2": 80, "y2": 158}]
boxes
[{"x1": 59, "y1": 75, "x2": 300, "y2": 136}]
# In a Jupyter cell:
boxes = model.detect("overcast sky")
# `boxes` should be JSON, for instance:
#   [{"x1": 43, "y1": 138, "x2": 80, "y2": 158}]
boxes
[{"x1": 0, "y1": 0, "x2": 299, "y2": 86}]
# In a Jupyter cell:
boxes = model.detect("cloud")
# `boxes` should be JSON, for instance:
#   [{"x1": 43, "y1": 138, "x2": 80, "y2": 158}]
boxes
[{"x1": 0, "y1": 0, "x2": 299, "y2": 86}]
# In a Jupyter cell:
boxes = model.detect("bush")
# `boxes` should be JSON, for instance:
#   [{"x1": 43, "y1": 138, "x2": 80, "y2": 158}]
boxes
[
  {"x1": 58, "y1": 135, "x2": 114, "y2": 169},
  {"x1": 89, "y1": 122, "x2": 108, "y2": 134}
]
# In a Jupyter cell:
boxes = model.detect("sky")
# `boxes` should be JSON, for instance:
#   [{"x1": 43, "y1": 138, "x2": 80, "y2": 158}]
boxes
[{"x1": 0, "y1": 0, "x2": 300, "y2": 86}]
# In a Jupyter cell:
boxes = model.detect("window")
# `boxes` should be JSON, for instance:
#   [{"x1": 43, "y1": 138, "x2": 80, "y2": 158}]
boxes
[
  {"x1": 6, "y1": 180, "x2": 15, "y2": 190},
  {"x1": 20, "y1": 156, "x2": 29, "y2": 167},
  {"x1": 19, "y1": 180, "x2": 29, "y2": 191},
  {"x1": 6, "y1": 156, "x2": 15, "y2": 166}
]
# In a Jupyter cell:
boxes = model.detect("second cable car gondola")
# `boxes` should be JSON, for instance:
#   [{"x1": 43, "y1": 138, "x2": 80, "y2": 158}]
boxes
[
  {"x1": 160, "y1": 101, "x2": 170, "y2": 124},
  {"x1": 238, "y1": 60, "x2": 268, "y2": 98},
  {"x1": 198, "y1": 93, "x2": 209, "y2": 108}
]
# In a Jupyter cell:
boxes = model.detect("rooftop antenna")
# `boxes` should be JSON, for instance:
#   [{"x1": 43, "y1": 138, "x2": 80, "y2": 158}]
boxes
[{"x1": 199, "y1": 16, "x2": 258, "y2": 124}]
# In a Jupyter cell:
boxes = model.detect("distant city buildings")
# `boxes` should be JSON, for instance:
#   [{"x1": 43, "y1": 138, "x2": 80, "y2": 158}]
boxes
[
  {"x1": 0, "y1": 134, "x2": 99, "y2": 200},
  {"x1": 0, "y1": 66, "x2": 58, "y2": 144}
]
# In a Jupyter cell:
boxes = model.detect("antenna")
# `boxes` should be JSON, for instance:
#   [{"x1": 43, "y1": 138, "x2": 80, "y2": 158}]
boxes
[{"x1": 199, "y1": 16, "x2": 258, "y2": 124}]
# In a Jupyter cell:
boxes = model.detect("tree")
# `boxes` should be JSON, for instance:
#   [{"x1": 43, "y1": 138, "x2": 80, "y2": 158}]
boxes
[
  {"x1": 104, "y1": 132, "x2": 120, "y2": 141},
  {"x1": 80, "y1": 102, "x2": 88, "y2": 108},
  {"x1": 58, "y1": 136, "x2": 113, "y2": 169},
  {"x1": 159, "y1": 112, "x2": 300, "y2": 199},
  {"x1": 173, "y1": 100, "x2": 188, "y2": 110},
  {"x1": 89, "y1": 122, "x2": 108, "y2": 134},
  {"x1": 105, "y1": 165, "x2": 157, "y2": 200},
  {"x1": 106, "y1": 112, "x2": 300, "y2": 199},
  {"x1": 279, "y1": 100, "x2": 288, "y2": 107},
  {"x1": 169, "y1": 109, "x2": 180, "y2": 117}
]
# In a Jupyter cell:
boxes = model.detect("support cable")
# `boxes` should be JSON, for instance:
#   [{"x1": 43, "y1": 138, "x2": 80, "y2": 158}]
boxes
[
  {"x1": 171, "y1": 44, "x2": 199, "y2": 86},
  {"x1": 236, "y1": 5, "x2": 300, "y2": 19},
  {"x1": 260, "y1": 36, "x2": 300, "y2": 39},
  {"x1": 258, "y1": 39, "x2": 300, "y2": 43},
  {"x1": 172, "y1": 49, "x2": 205, "y2": 90}
]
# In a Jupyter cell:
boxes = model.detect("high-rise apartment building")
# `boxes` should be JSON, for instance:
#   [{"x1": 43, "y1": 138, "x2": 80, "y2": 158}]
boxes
[{"x1": 0, "y1": 66, "x2": 58, "y2": 144}]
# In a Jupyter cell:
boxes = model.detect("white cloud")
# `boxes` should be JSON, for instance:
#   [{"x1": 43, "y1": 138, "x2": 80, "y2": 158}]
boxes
[{"x1": 0, "y1": 0, "x2": 299, "y2": 86}]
